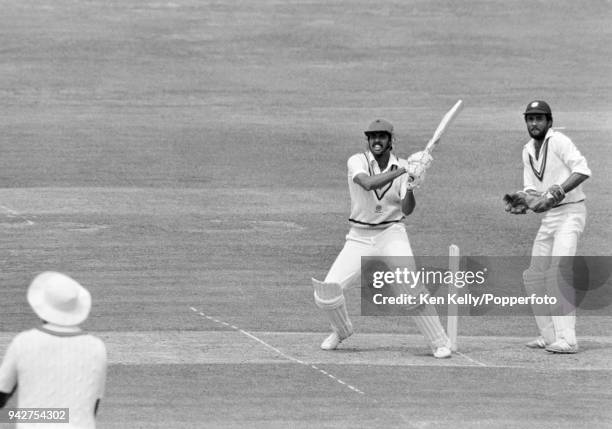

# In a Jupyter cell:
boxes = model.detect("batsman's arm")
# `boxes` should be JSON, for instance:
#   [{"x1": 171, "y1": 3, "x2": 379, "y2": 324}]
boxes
[
  {"x1": 401, "y1": 189, "x2": 416, "y2": 216},
  {"x1": 353, "y1": 168, "x2": 406, "y2": 191}
]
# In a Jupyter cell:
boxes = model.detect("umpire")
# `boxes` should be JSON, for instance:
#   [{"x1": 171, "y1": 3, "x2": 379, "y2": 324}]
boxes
[{"x1": 0, "y1": 272, "x2": 107, "y2": 428}]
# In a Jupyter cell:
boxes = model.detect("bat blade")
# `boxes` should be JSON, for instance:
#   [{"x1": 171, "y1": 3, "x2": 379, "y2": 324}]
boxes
[{"x1": 424, "y1": 99, "x2": 463, "y2": 154}]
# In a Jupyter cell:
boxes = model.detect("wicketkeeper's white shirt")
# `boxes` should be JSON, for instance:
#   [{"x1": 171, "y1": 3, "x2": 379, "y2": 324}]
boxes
[
  {"x1": 347, "y1": 151, "x2": 408, "y2": 228},
  {"x1": 0, "y1": 324, "x2": 107, "y2": 429},
  {"x1": 522, "y1": 129, "x2": 591, "y2": 204}
]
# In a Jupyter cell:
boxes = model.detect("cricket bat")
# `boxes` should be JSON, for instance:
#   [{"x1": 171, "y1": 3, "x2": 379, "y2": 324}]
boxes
[
  {"x1": 424, "y1": 99, "x2": 464, "y2": 155},
  {"x1": 405, "y1": 99, "x2": 464, "y2": 184}
]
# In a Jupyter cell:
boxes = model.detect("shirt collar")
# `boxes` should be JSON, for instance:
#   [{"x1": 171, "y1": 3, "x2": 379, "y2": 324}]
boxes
[
  {"x1": 41, "y1": 323, "x2": 82, "y2": 333},
  {"x1": 365, "y1": 150, "x2": 399, "y2": 172},
  {"x1": 526, "y1": 128, "x2": 554, "y2": 156},
  {"x1": 37, "y1": 324, "x2": 86, "y2": 337}
]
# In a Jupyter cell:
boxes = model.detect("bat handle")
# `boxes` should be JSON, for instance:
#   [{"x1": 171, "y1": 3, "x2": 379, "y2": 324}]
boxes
[{"x1": 423, "y1": 138, "x2": 436, "y2": 154}]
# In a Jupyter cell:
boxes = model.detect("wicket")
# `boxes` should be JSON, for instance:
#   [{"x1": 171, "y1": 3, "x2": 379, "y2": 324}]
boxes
[{"x1": 447, "y1": 244, "x2": 460, "y2": 351}]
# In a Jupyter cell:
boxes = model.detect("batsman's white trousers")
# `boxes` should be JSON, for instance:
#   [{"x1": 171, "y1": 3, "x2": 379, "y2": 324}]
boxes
[
  {"x1": 324, "y1": 223, "x2": 449, "y2": 349},
  {"x1": 325, "y1": 223, "x2": 415, "y2": 288}
]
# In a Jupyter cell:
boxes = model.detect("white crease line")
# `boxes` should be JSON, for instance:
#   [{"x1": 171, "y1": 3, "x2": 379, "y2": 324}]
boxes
[
  {"x1": 455, "y1": 351, "x2": 488, "y2": 367},
  {"x1": 0, "y1": 205, "x2": 34, "y2": 225},
  {"x1": 189, "y1": 307, "x2": 365, "y2": 395}
]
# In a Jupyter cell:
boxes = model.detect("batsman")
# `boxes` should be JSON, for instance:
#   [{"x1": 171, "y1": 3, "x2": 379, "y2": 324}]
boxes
[
  {"x1": 311, "y1": 118, "x2": 452, "y2": 358},
  {"x1": 504, "y1": 100, "x2": 591, "y2": 354}
]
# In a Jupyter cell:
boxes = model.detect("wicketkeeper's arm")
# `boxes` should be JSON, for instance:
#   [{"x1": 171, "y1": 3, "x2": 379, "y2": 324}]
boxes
[{"x1": 560, "y1": 172, "x2": 589, "y2": 194}]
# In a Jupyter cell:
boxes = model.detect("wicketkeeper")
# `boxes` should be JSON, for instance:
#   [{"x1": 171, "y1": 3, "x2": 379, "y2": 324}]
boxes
[{"x1": 504, "y1": 100, "x2": 591, "y2": 354}]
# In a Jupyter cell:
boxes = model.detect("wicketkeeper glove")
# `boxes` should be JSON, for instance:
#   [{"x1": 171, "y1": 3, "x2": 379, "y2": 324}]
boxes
[
  {"x1": 505, "y1": 187, "x2": 563, "y2": 214},
  {"x1": 528, "y1": 185, "x2": 566, "y2": 213},
  {"x1": 503, "y1": 191, "x2": 528, "y2": 214},
  {"x1": 545, "y1": 184, "x2": 565, "y2": 204},
  {"x1": 527, "y1": 195, "x2": 552, "y2": 213}
]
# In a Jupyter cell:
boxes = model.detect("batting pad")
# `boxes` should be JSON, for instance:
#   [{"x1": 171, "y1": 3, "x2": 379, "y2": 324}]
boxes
[
  {"x1": 523, "y1": 269, "x2": 555, "y2": 343},
  {"x1": 312, "y1": 278, "x2": 353, "y2": 340},
  {"x1": 412, "y1": 303, "x2": 450, "y2": 349}
]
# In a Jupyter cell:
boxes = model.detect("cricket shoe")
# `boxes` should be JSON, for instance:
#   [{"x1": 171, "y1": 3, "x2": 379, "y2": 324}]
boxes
[
  {"x1": 433, "y1": 346, "x2": 452, "y2": 359},
  {"x1": 546, "y1": 339, "x2": 578, "y2": 354},
  {"x1": 525, "y1": 337, "x2": 547, "y2": 349},
  {"x1": 320, "y1": 331, "x2": 351, "y2": 350}
]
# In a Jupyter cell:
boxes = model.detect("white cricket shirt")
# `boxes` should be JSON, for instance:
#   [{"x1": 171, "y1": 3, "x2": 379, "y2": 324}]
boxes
[
  {"x1": 522, "y1": 129, "x2": 591, "y2": 204},
  {"x1": 347, "y1": 151, "x2": 408, "y2": 228},
  {"x1": 0, "y1": 324, "x2": 107, "y2": 429}
]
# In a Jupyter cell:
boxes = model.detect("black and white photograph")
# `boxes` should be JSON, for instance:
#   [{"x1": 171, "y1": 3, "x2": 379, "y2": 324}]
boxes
[{"x1": 1, "y1": 1, "x2": 611, "y2": 427}]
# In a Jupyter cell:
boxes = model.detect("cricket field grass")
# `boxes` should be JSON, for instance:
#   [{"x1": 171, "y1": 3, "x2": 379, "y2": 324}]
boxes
[{"x1": 1, "y1": 0, "x2": 611, "y2": 427}]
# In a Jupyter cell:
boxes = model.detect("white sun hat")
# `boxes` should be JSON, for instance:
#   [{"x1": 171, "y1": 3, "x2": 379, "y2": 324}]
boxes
[{"x1": 27, "y1": 271, "x2": 92, "y2": 326}]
